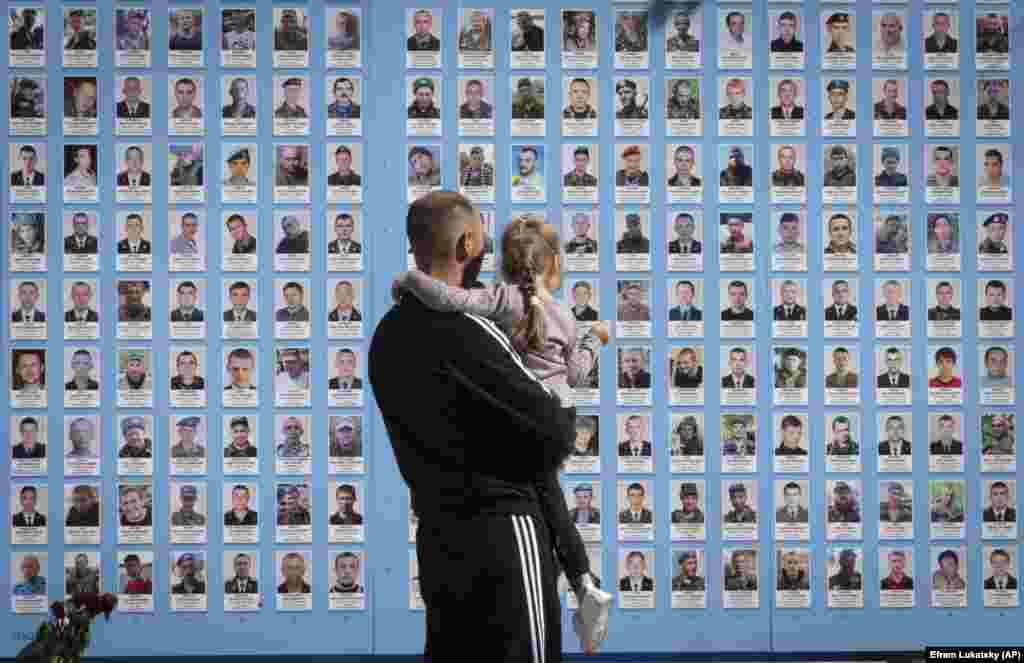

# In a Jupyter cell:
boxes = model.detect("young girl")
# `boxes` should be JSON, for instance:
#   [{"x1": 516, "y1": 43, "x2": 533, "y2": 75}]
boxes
[{"x1": 394, "y1": 215, "x2": 612, "y2": 652}]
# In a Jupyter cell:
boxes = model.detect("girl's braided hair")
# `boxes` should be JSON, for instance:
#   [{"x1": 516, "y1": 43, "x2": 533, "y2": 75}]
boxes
[{"x1": 501, "y1": 214, "x2": 559, "y2": 354}]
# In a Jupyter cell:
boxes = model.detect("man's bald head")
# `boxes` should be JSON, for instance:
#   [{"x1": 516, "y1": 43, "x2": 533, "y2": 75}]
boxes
[{"x1": 406, "y1": 191, "x2": 483, "y2": 283}]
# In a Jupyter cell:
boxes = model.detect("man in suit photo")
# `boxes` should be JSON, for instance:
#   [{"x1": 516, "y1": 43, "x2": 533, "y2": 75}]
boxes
[
  {"x1": 328, "y1": 349, "x2": 362, "y2": 391},
  {"x1": 328, "y1": 280, "x2": 362, "y2": 322},
  {"x1": 876, "y1": 280, "x2": 910, "y2": 321},
  {"x1": 12, "y1": 281, "x2": 45, "y2": 323},
  {"x1": 569, "y1": 484, "x2": 600, "y2": 525},
  {"x1": 725, "y1": 550, "x2": 758, "y2": 591},
  {"x1": 770, "y1": 79, "x2": 804, "y2": 120},
  {"x1": 12, "y1": 417, "x2": 45, "y2": 459},
  {"x1": 12, "y1": 485, "x2": 46, "y2": 527},
  {"x1": 667, "y1": 212, "x2": 701, "y2": 254},
  {"x1": 116, "y1": 145, "x2": 151, "y2": 187},
  {"x1": 10, "y1": 145, "x2": 45, "y2": 186},
  {"x1": 668, "y1": 280, "x2": 701, "y2": 321},
  {"x1": 276, "y1": 281, "x2": 311, "y2": 322},
  {"x1": 64, "y1": 281, "x2": 98, "y2": 323},
  {"x1": 930, "y1": 414, "x2": 963, "y2": 455},
  {"x1": 985, "y1": 549, "x2": 1018, "y2": 591},
  {"x1": 773, "y1": 280, "x2": 807, "y2": 321},
  {"x1": 64, "y1": 212, "x2": 98, "y2": 254},
  {"x1": 877, "y1": 348, "x2": 911, "y2": 389},
  {"x1": 619, "y1": 551, "x2": 654, "y2": 592},
  {"x1": 170, "y1": 280, "x2": 204, "y2": 322},
  {"x1": 722, "y1": 347, "x2": 755, "y2": 389},
  {"x1": 225, "y1": 553, "x2": 258, "y2": 594},
  {"x1": 776, "y1": 481, "x2": 809, "y2": 524},
  {"x1": 618, "y1": 415, "x2": 652, "y2": 458},
  {"x1": 225, "y1": 213, "x2": 256, "y2": 254},
  {"x1": 721, "y1": 280, "x2": 754, "y2": 321},
  {"x1": 224, "y1": 485, "x2": 258, "y2": 527},
  {"x1": 116, "y1": 76, "x2": 151, "y2": 119},
  {"x1": 928, "y1": 281, "x2": 960, "y2": 321},
  {"x1": 618, "y1": 483, "x2": 653, "y2": 524},
  {"x1": 224, "y1": 349, "x2": 257, "y2": 391},
  {"x1": 65, "y1": 349, "x2": 99, "y2": 391},
  {"x1": 878, "y1": 416, "x2": 911, "y2": 457},
  {"x1": 618, "y1": 348, "x2": 652, "y2": 389},
  {"x1": 224, "y1": 282, "x2": 257, "y2": 322},
  {"x1": 116, "y1": 213, "x2": 152, "y2": 254},
  {"x1": 983, "y1": 481, "x2": 1016, "y2": 523},
  {"x1": 328, "y1": 213, "x2": 362, "y2": 254},
  {"x1": 925, "y1": 12, "x2": 957, "y2": 53},
  {"x1": 825, "y1": 279, "x2": 858, "y2": 321},
  {"x1": 980, "y1": 280, "x2": 1013, "y2": 321}
]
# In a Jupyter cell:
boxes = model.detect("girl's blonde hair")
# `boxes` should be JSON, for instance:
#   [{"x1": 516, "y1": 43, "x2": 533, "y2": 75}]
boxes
[{"x1": 501, "y1": 215, "x2": 558, "y2": 354}]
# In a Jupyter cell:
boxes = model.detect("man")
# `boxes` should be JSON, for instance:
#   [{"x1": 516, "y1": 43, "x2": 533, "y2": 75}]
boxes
[
  {"x1": 569, "y1": 484, "x2": 600, "y2": 525},
  {"x1": 407, "y1": 77, "x2": 439, "y2": 120},
  {"x1": 169, "y1": 213, "x2": 201, "y2": 256},
  {"x1": 773, "y1": 213, "x2": 804, "y2": 255},
  {"x1": 170, "y1": 350, "x2": 204, "y2": 391},
  {"x1": 512, "y1": 146, "x2": 543, "y2": 189},
  {"x1": 512, "y1": 78, "x2": 544, "y2": 119},
  {"x1": 985, "y1": 549, "x2": 1018, "y2": 591},
  {"x1": 64, "y1": 78, "x2": 97, "y2": 119},
  {"x1": 118, "y1": 416, "x2": 152, "y2": 459},
  {"x1": 64, "y1": 213, "x2": 98, "y2": 254},
  {"x1": 117, "y1": 214, "x2": 151, "y2": 254},
  {"x1": 616, "y1": 146, "x2": 648, "y2": 187},
  {"x1": 276, "y1": 216, "x2": 309, "y2": 254},
  {"x1": 826, "y1": 347, "x2": 858, "y2": 388},
  {"x1": 722, "y1": 281, "x2": 754, "y2": 322},
  {"x1": 880, "y1": 551, "x2": 913, "y2": 590},
  {"x1": 721, "y1": 216, "x2": 752, "y2": 253},
  {"x1": 772, "y1": 147, "x2": 805, "y2": 188},
  {"x1": 828, "y1": 550, "x2": 862, "y2": 590},
  {"x1": 776, "y1": 482, "x2": 809, "y2": 523},
  {"x1": 618, "y1": 416, "x2": 652, "y2": 458},
  {"x1": 7, "y1": 78, "x2": 40, "y2": 117},
  {"x1": 874, "y1": 13, "x2": 905, "y2": 58},
  {"x1": 276, "y1": 146, "x2": 308, "y2": 187},
  {"x1": 771, "y1": 11, "x2": 803, "y2": 52},
  {"x1": 10, "y1": 9, "x2": 44, "y2": 51},
  {"x1": 274, "y1": 8, "x2": 308, "y2": 52},
  {"x1": 720, "y1": 146, "x2": 752, "y2": 187},
  {"x1": 328, "y1": 77, "x2": 361, "y2": 119},
  {"x1": 774, "y1": 280, "x2": 807, "y2": 321},
  {"x1": 825, "y1": 280, "x2": 858, "y2": 321},
  {"x1": 171, "y1": 78, "x2": 202, "y2": 120},
  {"x1": 719, "y1": 78, "x2": 751, "y2": 120},
  {"x1": 570, "y1": 282, "x2": 598, "y2": 322},
  {"x1": 828, "y1": 482, "x2": 861, "y2": 523},
  {"x1": 118, "y1": 486, "x2": 152, "y2": 526},
  {"x1": 328, "y1": 145, "x2": 361, "y2": 187},
  {"x1": 616, "y1": 214, "x2": 649, "y2": 254},
  {"x1": 983, "y1": 482, "x2": 1016, "y2": 523},
  {"x1": 618, "y1": 348, "x2": 652, "y2": 388},
  {"x1": 618, "y1": 483, "x2": 653, "y2": 524},
  {"x1": 615, "y1": 12, "x2": 646, "y2": 52},
  {"x1": 775, "y1": 416, "x2": 807, "y2": 456},
  {"x1": 331, "y1": 553, "x2": 363, "y2": 593},
  {"x1": 770, "y1": 80, "x2": 803, "y2": 120},
  {"x1": 10, "y1": 145, "x2": 45, "y2": 186},
  {"x1": 369, "y1": 191, "x2": 593, "y2": 659},
  {"x1": 666, "y1": 12, "x2": 699, "y2": 52},
  {"x1": 825, "y1": 13, "x2": 854, "y2": 52},
  {"x1": 672, "y1": 552, "x2": 705, "y2": 591},
  {"x1": 225, "y1": 553, "x2": 258, "y2": 594},
  {"x1": 408, "y1": 146, "x2": 441, "y2": 187},
  {"x1": 407, "y1": 9, "x2": 440, "y2": 51},
  {"x1": 672, "y1": 349, "x2": 703, "y2": 390},
  {"x1": 118, "y1": 554, "x2": 152, "y2": 595},
  {"x1": 225, "y1": 416, "x2": 257, "y2": 458},
  {"x1": 330, "y1": 484, "x2": 364, "y2": 525},
  {"x1": 66, "y1": 419, "x2": 97, "y2": 458},
  {"x1": 722, "y1": 348, "x2": 755, "y2": 389},
  {"x1": 275, "y1": 552, "x2": 311, "y2": 594},
  {"x1": 12, "y1": 486, "x2": 45, "y2": 527},
  {"x1": 12, "y1": 281, "x2": 45, "y2": 323},
  {"x1": 563, "y1": 147, "x2": 597, "y2": 187},
  {"x1": 65, "y1": 485, "x2": 100, "y2": 526},
  {"x1": 619, "y1": 552, "x2": 654, "y2": 592},
  {"x1": 925, "y1": 79, "x2": 958, "y2": 120},
  {"x1": 927, "y1": 146, "x2": 959, "y2": 187},
  {"x1": 12, "y1": 417, "x2": 45, "y2": 459},
  {"x1": 172, "y1": 485, "x2": 206, "y2": 527},
  {"x1": 722, "y1": 417, "x2": 756, "y2": 456},
  {"x1": 877, "y1": 349, "x2": 911, "y2": 390},
  {"x1": 925, "y1": 13, "x2": 957, "y2": 53},
  {"x1": 724, "y1": 551, "x2": 758, "y2": 591},
  {"x1": 979, "y1": 148, "x2": 1009, "y2": 189},
  {"x1": 777, "y1": 552, "x2": 809, "y2": 591},
  {"x1": 873, "y1": 80, "x2": 907, "y2": 121},
  {"x1": 724, "y1": 483, "x2": 756, "y2": 523},
  {"x1": 825, "y1": 79, "x2": 855, "y2": 120},
  {"x1": 224, "y1": 282, "x2": 257, "y2": 322},
  {"x1": 926, "y1": 215, "x2": 957, "y2": 254},
  {"x1": 14, "y1": 351, "x2": 45, "y2": 393},
  {"x1": 277, "y1": 484, "x2": 311, "y2": 524},
  {"x1": 458, "y1": 10, "x2": 488, "y2": 51},
  {"x1": 981, "y1": 347, "x2": 1011, "y2": 389},
  {"x1": 114, "y1": 147, "x2": 151, "y2": 188},
  {"x1": 723, "y1": 11, "x2": 747, "y2": 49},
  {"x1": 668, "y1": 281, "x2": 701, "y2": 322},
  {"x1": 671, "y1": 484, "x2": 703, "y2": 524},
  {"x1": 874, "y1": 148, "x2": 907, "y2": 189},
  {"x1": 271, "y1": 78, "x2": 308, "y2": 122},
  {"x1": 978, "y1": 80, "x2": 1010, "y2": 120},
  {"x1": 118, "y1": 351, "x2": 151, "y2": 391},
  {"x1": 774, "y1": 349, "x2": 806, "y2": 389},
  {"x1": 930, "y1": 414, "x2": 963, "y2": 455},
  {"x1": 667, "y1": 146, "x2": 701, "y2": 188},
  {"x1": 667, "y1": 79, "x2": 700, "y2": 120},
  {"x1": 667, "y1": 213, "x2": 701, "y2": 254},
  {"x1": 169, "y1": 9, "x2": 202, "y2": 51},
  {"x1": 170, "y1": 416, "x2": 204, "y2": 458},
  {"x1": 980, "y1": 280, "x2": 1013, "y2": 321},
  {"x1": 66, "y1": 553, "x2": 99, "y2": 595},
  {"x1": 876, "y1": 214, "x2": 908, "y2": 255},
  {"x1": 65, "y1": 349, "x2": 99, "y2": 391},
  {"x1": 328, "y1": 349, "x2": 362, "y2": 391},
  {"x1": 329, "y1": 417, "x2": 362, "y2": 457},
  {"x1": 615, "y1": 79, "x2": 647, "y2": 120},
  {"x1": 276, "y1": 418, "x2": 310, "y2": 460},
  {"x1": 929, "y1": 347, "x2": 963, "y2": 389},
  {"x1": 223, "y1": 149, "x2": 253, "y2": 187},
  {"x1": 564, "y1": 213, "x2": 597, "y2": 254},
  {"x1": 513, "y1": 10, "x2": 543, "y2": 51},
  {"x1": 274, "y1": 348, "x2": 309, "y2": 394},
  {"x1": 328, "y1": 281, "x2": 362, "y2": 322},
  {"x1": 222, "y1": 484, "x2": 257, "y2": 526},
  {"x1": 977, "y1": 13, "x2": 1009, "y2": 54},
  {"x1": 927, "y1": 281, "x2": 960, "y2": 321},
  {"x1": 617, "y1": 283, "x2": 650, "y2": 322},
  {"x1": 879, "y1": 483, "x2": 912, "y2": 522},
  {"x1": 327, "y1": 214, "x2": 361, "y2": 255},
  {"x1": 824, "y1": 146, "x2": 856, "y2": 187},
  {"x1": 222, "y1": 78, "x2": 256, "y2": 119},
  {"x1": 169, "y1": 147, "x2": 203, "y2": 187},
  {"x1": 171, "y1": 553, "x2": 205, "y2": 594},
  {"x1": 876, "y1": 280, "x2": 910, "y2": 321},
  {"x1": 275, "y1": 281, "x2": 310, "y2": 322},
  {"x1": 932, "y1": 550, "x2": 965, "y2": 590},
  {"x1": 117, "y1": 10, "x2": 150, "y2": 52}
]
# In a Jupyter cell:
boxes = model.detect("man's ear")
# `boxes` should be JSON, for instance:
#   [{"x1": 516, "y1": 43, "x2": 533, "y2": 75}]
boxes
[{"x1": 454, "y1": 232, "x2": 470, "y2": 262}]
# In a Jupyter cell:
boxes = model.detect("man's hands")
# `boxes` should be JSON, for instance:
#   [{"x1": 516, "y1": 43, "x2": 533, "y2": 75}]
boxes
[{"x1": 588, "y1": 321, "x2": 610, "y2": 346}]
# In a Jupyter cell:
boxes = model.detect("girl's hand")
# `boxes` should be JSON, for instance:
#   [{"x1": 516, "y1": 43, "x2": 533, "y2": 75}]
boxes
[
  {"x1": 589, "y1": 321, "x2": 610, "y2": 346},
  {"x1": 391, "y1": 275, "x2": 409, "y2": 304}
]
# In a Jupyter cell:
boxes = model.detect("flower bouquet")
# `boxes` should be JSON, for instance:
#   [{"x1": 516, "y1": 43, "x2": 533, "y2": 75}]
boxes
[{"x1": 15, "y1": 592, "x2": 118, "y2": 663}]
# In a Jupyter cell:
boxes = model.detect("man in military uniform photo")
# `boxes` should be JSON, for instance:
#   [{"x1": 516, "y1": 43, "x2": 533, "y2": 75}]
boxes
[
  {"x1": 565, "y1": 212, "x2": 598, "y2": 254},
  {"x1": 119, "y1": 486, "x2": 152, "y2": 527},
  {"x1": 875, "y1": 148, "x2": 908, "y2": 188},
  {"x1": 170, "y1": 78, "x2": 202, "y2": 120},
  {"x1": 225, "y1": 553, "x2": 258, "y2": 594},
  {"x1": 880, "y1": 483, "x2": 912, "y2": 522},
  {"x1": 569, "y1": 484, "x2": 600, "y2": 524},
  {"x1": 825, "y1": 13, "x2": 854, "y2": 52},
  {"x1": 979, "y1": 213, "x2": 1009, "y2": 254},
  {"x1": 408, "y1": 146, "x2": 440, "y2": 187},
  {"x1": 563, "y1": 78, "x2": 596, "y2": 120},
  {"x1": 774, "y1": 213, "x2": 804, "y2": 255},
  {"x1": 668, "y1": 213, "x2": 701, "y2": 254},
  {"x1": 117, "y1": 214, "x2": 151, "y2": 255},
  {"x1": 824, "y1": 145, "x2": 856, "y2": 187},
  {"x1": 64, "y1": 212, "x2": 98, "y2": 254},
  {"x1": 276, "y1": 417, "x2": 310, "y2": 459},
  {"x1": 666, "y1": 12, "x2": 699, "y2": 52},
  {"x1": 225, "y1": 485, "x2": 258, "y2": 526},
  {"x1": 328, "y1": 213, "x2": 361, "y2": 255},
  {"x1": 616, "y1": 146, "x2": 649, "y2": 187},
  {"x1": 615, "y1": 79, "x2": 648, "y2": 120},
  {"x1": 275, "y1": 78, "x2": 308, "y2": 119},
  {"x1": 512, "y1": 78, "x2": 544, "y2": 119},
  {"x1": 828, "y1": 550, "x2": 862, "y2": 590},
  {"x1": 721, "y1": 215, "x2": 753, "y2": 254},
  {"x1": 881, "y1": 551, "x2": 913, "y2": 590},
  {"x1": 772, "y1": 146, "x2": 805, "y2": 188},
  {"x1": 672, "y1": 552, "x2": 705, "y2": 591},
  {"x1": 407, "y1": 9, "x2": 440, "y2": 51},
  {"x1": 777, "y1": 552, "x2": 809, "y2": 591},
  {"x1": 171, "y1": 553, "x2": 206, "y2": 594},
  {"x1": 825, "y1": 80, "x2": 855, "y2": 120},
  {"x1": 172, "y1": 485, "x2": 206, "y2": 527},
  {"x1": 720, "y1": 146, "x2": 752, "y2": 187},
  {"x1": 724, "y1": 550, "x2": 758, "y2": 591},
  {"x1": 329, "y1": 417, "x2": 362, "y2": 457},
  {"x1": 222, "y1": 78, "x2": 255, "y2": 119},
  {"x1": 724, "y1": 483, "x2": 756, "y2": 523},
  {"x1": 667, "y1": 79, "x2": 700, "y2": 120},
  {"x1": 171, "y1": 417, "x2": 205, "y2": 458},
  {"x1": 329, "y1": 350, "x2": 363, "y2": 391},
  {"x1": 275, "y1": 217, "x2": 310, "y2": 255},
  {"x1": 408, "y1": 77, "x2": 440, "y2": 119},
  {"x1": 118, "y1": 351, "x2": 151, "y2": 391},
  {"x1": 277, "y1": 486, "x2": 311, "y2": 526},
  {"x1": 328, "y1": 145, "x2": 362, "y2": 186},
  {"x1": 118, "y1": 416, "x2": 152, "y2": 459},
  {"x1": 618, "y1": 483, "x2": 653, "y2": 524},
  {"x1": 223, "y1": 150, "x2": 254, "y2": 188},
  {"x1": 563, "y1": 147, "x2": 597, "y2": 187},
  {"x1": 719, "y1": 78, "x2": 752, "y2": 120},
  {"x1": 616, "y1": 214, "x2": 650, "y2": 254},
  {"x1": 328, "y1": 77, "x2": 360, "y2": 119},
  {"x1": 274, "y1": 9, "x2": 308, "y2": 52},
  {"x1": 65, "y1": 350, "x2": 99, "y2": 391},
  {"x1": 460, "y1": 146, "x2": 493, "y2": 187},
  {"x1": 614, "y1": 12, "x2": 647, "y2": 53},
  {"x1": 828, "y1": 482, "x2": 862, "y2": 523},
  {"x1": 671, "y1": 483, "x2": 704, "y2": 523},
  {"x1": 668, "y1": 146, "x2": 701, "y2": 188},
  {"x1": 275, "y1": 145, "x2": 308, "y2": 187},
  {"x1": 225, "y1": 417, "x2": 257, "y2": 458}
]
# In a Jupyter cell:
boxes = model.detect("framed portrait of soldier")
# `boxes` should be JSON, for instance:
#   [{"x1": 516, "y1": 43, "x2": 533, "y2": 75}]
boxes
[
  {"x1": 875, "y1": 346, "x2": 912, "y2": 407},
  {"x1": 718, "y1": 144, "x2": 753, "y2": 203},
  {"x1": 561, "y1": 143, "x2": 599, "y2": 203},
  {"x1": 773, "y1": 413, "x2": 809, "y2": 474},
  {"x1": 561, "y1": 9, "x2": 598, "y2": 69},
  {"x1": 720, "y1": 414, "x2": 757, "y2": 474},
  {"x1": 822, "y1": 78, "x2": 856, "y2": 137},
  {"x1": 273, "y1": 144, "x2": 311, "y2": 203},
  {"x1": 665, "y1": 145, "x2": 702, "y2": 205},
  {"x1": 64, "y1": 482, "x2": 101, "y2": 545},
  {"x1": 666, "y1": 6, "x2": 702, "y2": 69},
  {"x1": 271, "y1": 75, "x2": 310, "y2": 137},
  {"x1": 614, "y1": 210, "x2": 650, "y2": 272},
  {"x1": 666, "y1": 78, "x2": 702, "y2": 138},
  {"x1": 977, "y1": 79, "x2": 1010, "y2": 137},
  {"x1": 770, "y1": 210, "x2": 807, "y2": 271},
  {"x1": 826, "y1": 547, "x2": 863, "y2": 608},
  {"x1": 11, "y1": 415, "x2": 47, "y2": 477},
  {"x1": 63, "y1": 347, "x2": 99, "y2": 409},
  {"x1": 669, "y1": 481, "x2": 706, "y2": 542},
  {"x1": 223, "y1": 551, "x2": 259, "y2": 612},
  {"x1": 168, "y1": 414, "x2": 207, "y2": 477},
  {"x1": 923, "y1": 10, "x2": 959, "y2": 70},
  {"x1": 871, "y1": 147, "x2": 909, "y2": 206},
  {"x1": 981, "y1": 480, "x2": 1018, "y2": 541},
  {"x1": 328, "y1": 550, "x2": 367, "y2": 610},
  {"x1": 924, "y1": 144, "x2": 960, "y2": 204},
  {"x1": 273, "y1": 347, "x2": 310, "y2": 408},
  {"x1": 166, "y1": 210, "x2": 204, "y2": 272},
  {"x1": 456, "y1": 76, "x2": 494, "y2": 137},
  {"x1": 775, "y1": 548, "x2": 810, "y2": 608},
  {"x1": 327, "y1": 481, "x2": 366, "y2": 544},
  {"x1": 617, "y1": 345, "x2": 652, "y2": 407},
  {"x1": 11, "y1": 483, "x2": 48, "y2": 545},
  {"x1": 718, "y1": 212, "x2": 754, "y2": 271},
  {"x1": 614, "y1": 144, "x2": 650, "y2": 204},
  {"x1": 222, "y1": 346, "x2": 259, "y2": 408},
  {"x1": 872, "y1": 10, "x2": 908, "y2": 70},
  {"x1": 11, "y1": 551, "x2": 48, "y2": 613},
  {"x1": 272, "y1": 278, "x2": 311, "y2": 340},
  {"x1": 223, "y1": 415, "x2": 259, "y2": 476},
  {"x1": 720, "y1": 345, "x2": 755, "y2": 407},
  {"x1": 327, "y1": 7, "x2": 362, "y2": 68},
  {"x1": 718, "y1": 9, "x2": 752, "y2": 68},
  {"x1": 666, "y1": 211, "x2": 702, "y2": 271},
  {"x1": 616, "y1": 413, "x2": 653, "y2": 474},
  {"x1": 772, "y1": 278, "x2": 808, "y2": 339},
  {"x1": 873, "y1": 211, "x2": 911, "y2": 271},
  {"x1": 9, "y1": 7, "x2": 46, "y2": 67},
  {"x1": 613, "y1": 9, "x2": 649, "y2": 69},
  {"x1": 65, "y1": 551, "x2": 100, "y2": 601},
  {"x1": 978, "y1": 278, "x2": 1015, "y2": 339},
  {"x1": 168, "y1": 482, "x2": 207, "y2": 546},
  {"x1": 63, "y1": 416, "x2": 99, "y2": 477},
  {"x1": 167, "y1": 143, "x2": 205, "y2": 204},
  {"x1": 114, "y1": 210, "x2": 152, "y2": 272},
  {"x1": 561, "y1": 76, "x2": 597, "y2": 137},
  {"x1": 327, "y1": 413, "x2": 364, "y2": 474},
  {"x1": 821, "y1": 145, "x2": 857, "y2": 204},
  {"x1": 62, "y1": 77, "x2": 98, "y2": 136},
  {"x1": 983, "y1": 545, "x2": 1019, "y2": 608},
  {"x1": 614, "y1": 77, "x2": 650, "y2": 137},
  {"x1": 719, "y1": 278, "x2": 755, "y2": 340},
  {"x1": 768, "y1": 9, "x2": 804, "y2": 70},
  {"x1": 10, "y1": 280, "x2": 46, "y2": 341},
  {"x1": 617, "y1": 549, "x2": 656, "y2": 609},
  {"x1": 879, "y1": 480, "x2": 914, "y2": 540},
  {"x1": 772, "y1": 347, "x2": 808, "y2": 406},
  {"x1": 823, "y1": 345, "x2": 860, "y2": 406},
  {"x1": 980, "y1": 412, "x2": 1016, "y2": 473},
  {"x1": 669, "y1": 412, "x2": 704, "y2": 474},
  {"x1": 115, "y1": 349, "x2": 152, "y2": 409},
  {"x1": 326, "y1": 143, "x2": 364, "y2": 204},
  {"x1": 275, "y1": 482, "x2": 313, "y2": 544},
  {"x1": 874, "y1": 278, "x2": 911, "y2": 338},
  {"x1": 117, "y1": 482, "x2": 153, "y2": 545},
  {"x1": 930, "y1": 546, "x2": 967, "y2": 608},
  {"x1": 722, "y1": 481, "x2": 758, "y2": 542},
  {"x1": 62, "y1": 143, "x2": 99, "y2": 203},
  {"x1": 61, "y1": 211, "x2": 98, "y2": 273},
  {"x1": 667, "y1": 279, "x2": 704, "y2": 341},
  {"x1": 821, "y1": 10, "x2": 855, "y2": 69},
  {"x1": 562, "y1": 211, "x2": 599, "y2": 272},
  {"x1": 326, "y1": 278, "x2": 364, "y2": 340},
  {"x1": 168, "y1": 348, "x2": 207, "y2": 409},
  {"x1": 10, "y1": 348, "x2": 46, "y2": 410},
  {"x1": 718, "y1": 77, "x2": 753, "y2": 138},
  {"x1": 509, "y1": 9, "x2": 544, "y2": 69},
  {"x1": 168, "y1": 278, "x2": 206, "y2": 341},
  {"x1": 221, "y1": 76, "x2": 257, "y2": 137},
  {"x1": 222, "y1": 280, "x2": 259, "y2": 341},
  {"x1": 872, "y1": 78, "x2": 909, "y2": 139},
  {"x1": 114, "y1": 8, "x2": 150, "y2": 68},
  {"x1": 115, "y1": 415, "x2": 154, "y2": 476},
  {"x1": 117, "y1": 550, "x2": 154, "y2": 612},
  {"x1": 273, "y1": 212, "x2": 311, "y2": 272},
  {"x1": 456, "y1": 8, "x2": 494, "y2": 69},
  {"x1": 823, "y1": 412, "x2": 860, "y2": 472},
  {"x1": 406, "y1": 8, "x2": 442, "y2": 69},
  {"x1": 615, "y1": 280, "x2": 652, "y2": 339},
  {"x1": 822, "y1": 210, "x2": 858, "y2": 272},
  {"x1": 326, "y1": 75, "x2": 363, "y2": 137},
  {"x1": 272, "y1": 7, "x2": 309, "y2": 68},
  {"x1": 221, "y1": 145, "x2": 257, "y2": 203},
  {"x1": 564, "y1": 481, "x2": 601, "y2": 543},
  {"x1": 168, "y1": 7, "x2": 203, "y2": 67},
  {"x1": 223, "y1": 483, "x2": 259, "y2": 544},
  {"x1": 328, "y1": 347, "x2": 365, "y2": 408},
  {"x1": 826, "y1": 480, "x2": 863, "y2": 541},
  {"x1": 924, "y1": 278, "x2": 961, "y2": 338},
  {"x1": 980, "y1": 346, "x2": 1015, "y2": 407},
  {"x1": 879, "y1": 547, "x2": 915, "y2": 608},
  {"x1": 113, "y1": 144, "x2": 152, "y2": 204},
  {"x1": 325, "y1": 210, "x2": 363, "y2": 273},
  {"x1": 510, "y1": 76, "x2": 544, "y2": 136},
  {"x1": 8, "y1": 148, "x2": 46, "y2": 206},
  {"x1": 774, "y1": 480, "x2": 810, "y2": 542},
  {"x1": 617, "y1": 480, "x2": 655, "y2": 543},
  {"x1": 722, "y1": 548, "x2": 758, "y2": 608},
  {"x1": 975, "y1": 11, "x2": 1010, "y2": 71},
  {"x1": 977, "y1": 144, "x2": 1012, "y2": 204},
  {"x1": 9, "y1": 76, "x2": 46, "y2": 136},
  {"x1": 563, "y1": 414, "x2": 600, "y2": 475},
  {"x1": 769, "y1": 145, "x2": 807, "y2": 205},
  {"x1": 169, "y1": 550, "x2": 207, "y2": 612},
  {"x1": 168, "y1": 77, "x2": 204, "y2": 137},
  {"x1": 407, "y1": 144, "x2": 442, "y2": 201},
  {"x1": 220, "y1": 8, "x2": 255, "y2": 68},
  {"x1": 923, "y1": 211, "x2": 960, "y2": 272},
  {"x1": 457, "y1": 143, "x2": 495, "y2": 204},
  {"x1": 930, "y1": 478, "x2": 967, "y2": 541},
  {"x1": 924, "y1": 77, "x2": 960, "y2": 138}
]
